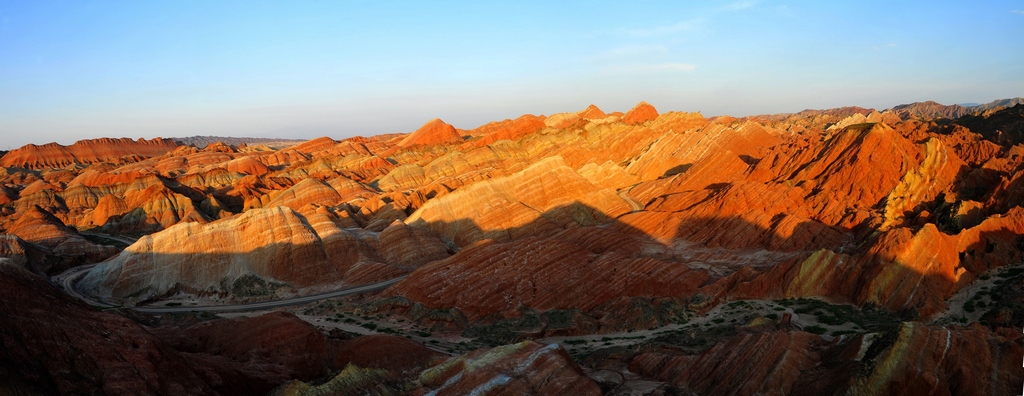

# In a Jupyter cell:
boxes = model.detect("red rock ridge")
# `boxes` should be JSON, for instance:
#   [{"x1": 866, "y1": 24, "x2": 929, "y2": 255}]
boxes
[{"x1": 0, "y1": 137, "x2": 179, "y2": 169}]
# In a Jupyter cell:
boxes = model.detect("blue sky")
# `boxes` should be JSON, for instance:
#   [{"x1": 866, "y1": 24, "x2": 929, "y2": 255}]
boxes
[{"x1": 1, "y1": 1, "x2": 1022, "y2": 148}]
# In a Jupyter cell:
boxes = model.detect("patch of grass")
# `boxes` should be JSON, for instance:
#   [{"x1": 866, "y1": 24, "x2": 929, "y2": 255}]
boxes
[
  {"x1": 564, "y1": 339, "x2": 587, "y2": 345},
  {"x1": 803, "y1": 325, "x2": 827, "y2": 335},
  {"x1": 818, "y1": 315, "x2": 848, "y2": 326}
]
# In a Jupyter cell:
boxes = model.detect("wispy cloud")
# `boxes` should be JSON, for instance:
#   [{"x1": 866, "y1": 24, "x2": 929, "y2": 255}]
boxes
[
  {"x1": 605, "y1": 62, "x2": 697, "y2": 74},
  {"x1": 1012, "y1": 9, "x2": 1024, "y2": 14},
  {"x1": 622, "y1": 19, "x2": 701, "y2": 38}
]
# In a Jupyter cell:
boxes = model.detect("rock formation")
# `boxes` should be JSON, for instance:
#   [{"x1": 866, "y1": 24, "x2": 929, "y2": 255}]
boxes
[{"x1": 398, "y1": 118, "x2": 463, "y2": 147}]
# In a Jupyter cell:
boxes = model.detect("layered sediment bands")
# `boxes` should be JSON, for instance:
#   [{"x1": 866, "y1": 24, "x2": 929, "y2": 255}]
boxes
[
  {"x1": 265, "y1": 178, "x2": 343, "y2": 210},
  {"x1": 621, "y1": 180, "x2": 848, "y2": 252},
  {"x1": 622, "y1": 101, "x2": 659, "y2": 125},
  {"x1": 153, "y1": 312, "x2": 330, "y2": 384},
  {"x1": 577, "y1": 104, "x2": 608, "y2": 120},
  {"x1": 398, "y1": 118, "x2": 463, "y2": 147},
  {"x1": 1, "y1": 263, "x2": 443, "y2": 396},
  {"x1": 0, "y1": 137, "x2": 179, "y2": 169},
  {"x1": 469, "y1": 114, "x2": 547, "y2": 146},
  {"x1": 7, "y1": 206, "x2": 117, "y2": 272},
  {"x1": 384, "y1": 236, "x2": 709, "y2": 321},
  {"x1": 624, "y1": 323, "x2": 1022, "y2": 396},
  {"x1": 80, "y1": 206, "x2": 356, "y2": 301},
  {"x1": 727, "y1": 209, "x2": 1024, "y2": 317},
  {"x1": 273, "y1": 341, "x2": 598, "y2": 396},
  {"x1": 378, "y1": 220, "x2": 450, "y2": 267},
  {"x1": 377, "y1": 163, "x2": 427, "y2": 192},
  {"x1": 224, "y1": 155, "x2": 270, "y2": 175},
  {"x1": 847, "y1": 323, "x2": 1022, "y2": 396},
  {"x1": 624, "y1": 117, "x2": 773, "y2": 182},
  {"x1": 4, "y1": 101, "x2": 1024, "y2": 394},
  {"x1": 420, "y1": 341, "x2": 601, "y2": 396},
  {"x1": 631, "y1": 329, "x2": 824, "y2": 395},
  {"x1": 405, "y1": 156, "x2": 630, "y2": 246},
  {"x1": 287, "y1": 136, "x2": 338, "y2": 154}
]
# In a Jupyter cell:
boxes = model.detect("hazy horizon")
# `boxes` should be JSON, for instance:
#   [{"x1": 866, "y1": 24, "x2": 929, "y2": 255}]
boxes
[{"x1": 2, "y1": 1, "x2": 1023, "y2": 149}]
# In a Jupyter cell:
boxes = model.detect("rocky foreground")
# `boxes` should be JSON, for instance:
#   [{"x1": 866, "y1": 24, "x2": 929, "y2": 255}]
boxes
[{"x1": 0, "y1": 99, "x2": 1022, "y2": 394}]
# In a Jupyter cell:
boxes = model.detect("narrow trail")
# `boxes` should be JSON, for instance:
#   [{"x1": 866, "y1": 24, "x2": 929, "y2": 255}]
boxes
[{"x1": 617, "y1": 185, "x2": 644, "y2": 213}]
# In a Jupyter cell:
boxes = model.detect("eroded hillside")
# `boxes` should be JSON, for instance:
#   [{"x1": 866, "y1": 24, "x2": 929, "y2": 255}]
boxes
[{"x1": 1, "y1": 101, "x2": 1022, "y2": 395}]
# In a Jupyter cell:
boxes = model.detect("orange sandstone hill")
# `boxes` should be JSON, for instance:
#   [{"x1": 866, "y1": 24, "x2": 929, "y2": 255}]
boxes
[
  {"x1": 1, "y1": 100, "x2": 1023, "y2": 394},
  {"x1": 397, "y1": 118, "x2": 463, "y2": 147}
]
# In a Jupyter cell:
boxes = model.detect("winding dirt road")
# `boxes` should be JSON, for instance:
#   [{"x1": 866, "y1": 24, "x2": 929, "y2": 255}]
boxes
[{"x1": 53, "y1": 232, "x2": 406, "y2": 314}]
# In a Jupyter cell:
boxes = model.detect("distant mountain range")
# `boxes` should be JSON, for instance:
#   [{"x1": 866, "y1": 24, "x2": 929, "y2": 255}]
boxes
[
  {"x1": 170, "y1": 135, "x2": 307, "y2": 149},
  {"x1": 890, "y1": 97, "x2": 1024, "y2": 119}
]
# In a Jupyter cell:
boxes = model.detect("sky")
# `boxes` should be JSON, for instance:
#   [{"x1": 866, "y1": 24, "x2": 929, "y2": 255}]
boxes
[{"x1": 1, "y1": 1, "x2": 1023, "y2": 148}]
